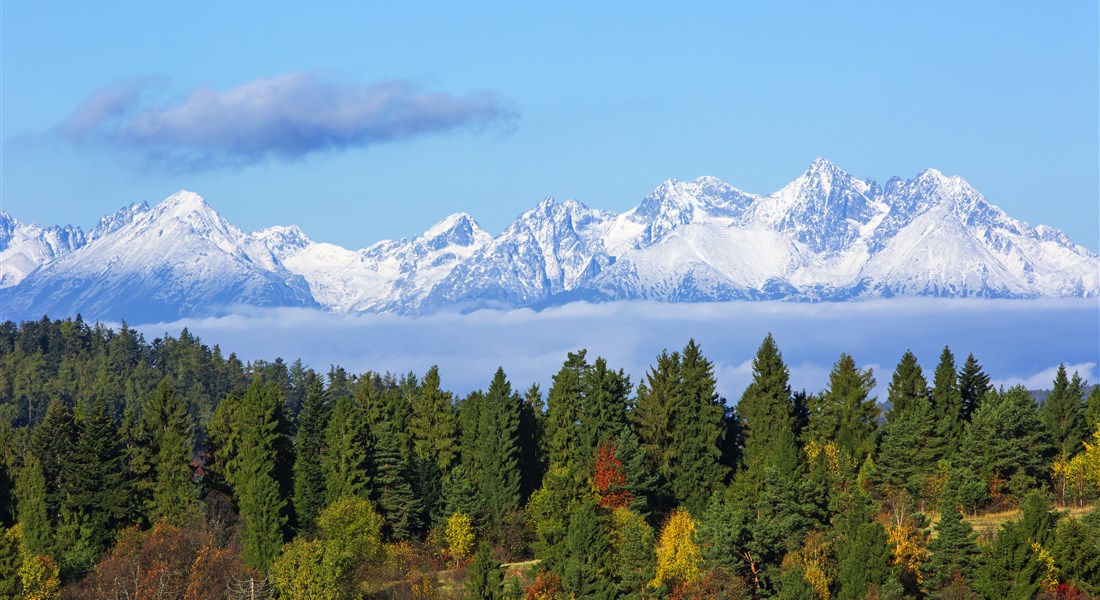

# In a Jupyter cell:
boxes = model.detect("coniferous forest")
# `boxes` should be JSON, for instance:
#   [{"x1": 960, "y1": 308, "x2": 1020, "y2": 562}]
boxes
[{"x1": 0, "y1": 316, "x2": 1099, "y2": 599}]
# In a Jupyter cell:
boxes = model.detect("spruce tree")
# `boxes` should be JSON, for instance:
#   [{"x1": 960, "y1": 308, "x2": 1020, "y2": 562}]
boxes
[
  {"x1": 1085, "y1": 385, "x2": 1100, "y2": 428},
  {"x1": 323, "y1": 394, "x2": 373, "y2": 503},
  {"x1": 736, "y1": 334, "x2": 799, "y2": 494},
  {"x1": 960, "y1": 386, "x2": 1056, "y2": 500},
  {"x1": 466, "y1": 542, "x2": 504, "y2": 600},
  {"x1": 581, "y1": 356, "x2": 631, "y2": 459},
  {"x1": 670, "y1": 339, "x2": 729, "y2": 515},
  {"x1": 518, "y1": 383, "x2": 546, "y2": 501},
  {"x1": 615, "y1": 427, "x2": 658, "y2": 519},
  {"x1": 885, "y1": 350, "x2": 928, "y2": 420},
  {"x1": 62, "y1": 396, "x2": 128, "y2": 554},
  {"x1": 561, "y1": 500, "x2": 616, "y2": 599},
  {"x1": 1041, "y1": 364, "x2": 1087, "y2": 454},
  {"x1": 408, "y1": 365, "x2": 458, "y2": 473},
  {"x1": 834, "y1": 492, "x2": 892, "y2": 600},
  {"x1": 877, "y1": 394, "x2": 941, "y2": 497},
  {"x1": 546, "y1": 351, "x2": 587, "y2": 469},
  {"x1": 17, "y1": 454, "x2": 50, "y2": 554},
  {"x1": 632, "y1": 350, "x2": 680, "y2": 510},
  {"x1": 958, "y1": 353, "x2": 991, "y2": 421},
  {"x1": 477, "y1": 368, "x2": 523, "y2": 538},
  {"x1": 143, "y1": 378, "x2": 195, "y2": 523},
  {"x1": 28, "y1": 399, "x2": 76, "y2": 526},
  {"x1": 236, "y1": 379, "x2": 290, "y2": 572},
  {"x1": 923, "y1": 500, "x2": 980, "y2": 593},
  {"x1": 931, "y1": 346, "x2": 964, "y2": 454},
  {"x1": 292, "y1": 375, "x2": 329, "y2": 532},
  {"x1": 374, "y1": 423, "x2": 418, "y2": 540},
  {"x1": 806, "y1": 353, "x2": 878, "y2": 460}
]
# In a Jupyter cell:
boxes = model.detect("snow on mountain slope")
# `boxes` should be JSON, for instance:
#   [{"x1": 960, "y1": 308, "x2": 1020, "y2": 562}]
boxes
[
  {"x1": 3, "y1": 191, "x2": 317, "y2": 323},
  {"x1": 0, "y1": 212, "x2": 85, "y2": 288},
  {"x1": 2, "y1": 160, "x2": 1096, "y2": 323}
]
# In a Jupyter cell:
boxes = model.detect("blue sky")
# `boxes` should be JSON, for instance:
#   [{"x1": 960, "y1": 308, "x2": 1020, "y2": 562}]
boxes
[{"x1": 3, "y1": 2, "x2": 1098, "y2": 251}]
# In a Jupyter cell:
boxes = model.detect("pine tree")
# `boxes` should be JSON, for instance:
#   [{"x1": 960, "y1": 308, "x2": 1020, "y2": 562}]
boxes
[
  {"x1": 806, "y1": 353, "x2": 878, "y2": 460},
  {"x1": 736, "y1": 334, "x2": 799, "y2": 494},
  {"x1": 670, "y1": 340, "x2": 729, "y2": 515},
  {"x1": 1041, "y1": 364, "x2": 1087, "y2": 454},
  {"x1": 235, "y1": 379, "x2": 290, "y2": 572},
  {"x1": 408, "y1": 365, "x2": 458, "y2": 473},
  {"x1": 323, "y1": 394, "x2": 373, "y2": 503},
  {"x1": 143, "y1": 378, "x2": 196, "y2": 523},
  {"x1": 292, "y1": 375, "x2": 329, "y2": 532},
  {"x1": 958, "y1": 353, "x2": 991, "y2": 421},
  {"x1": 923, "y1": 500, "x2": 980, "y2": 593},
  {"x1": 546, "y1": 351, "x2": 587, "y2": 469}
]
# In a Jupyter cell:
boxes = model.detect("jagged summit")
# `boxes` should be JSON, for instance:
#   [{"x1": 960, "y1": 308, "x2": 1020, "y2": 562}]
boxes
[{"x1": 1, "y1": 160, "x2": 1096, "y2": 322}]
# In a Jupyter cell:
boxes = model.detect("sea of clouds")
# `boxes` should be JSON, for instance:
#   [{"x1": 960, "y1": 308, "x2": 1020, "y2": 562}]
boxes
[{"x1": 133, "y1": 298, "x2": 1099, "y2": 404}]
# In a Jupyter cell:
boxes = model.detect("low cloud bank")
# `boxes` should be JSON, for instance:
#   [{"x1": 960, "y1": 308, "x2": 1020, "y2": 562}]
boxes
[{"x1": 134, "y1": 298, "x2": 1100, "y2": 404}]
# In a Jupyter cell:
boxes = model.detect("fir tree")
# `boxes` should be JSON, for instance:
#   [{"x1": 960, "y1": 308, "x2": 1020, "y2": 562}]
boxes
[
  {"x1": 877, "y1": 394, "x2": 942, "y2": 498},
  {"x1": 736, "y1": 334, "x2": 800, "y2": 495},
  {"x1": 958, "y1": 353, "x2": 991, "y2": 421},
  {"x1": 961, "y1": 386, "x2": 1056, "y2": 500},
  {"x1": 518, "y1": 383, "x2": 546, "y2": 501},
  {"x1": 292, "y1": 375, "x2": 329, "y2": 532},
  {"x1": 632, "y1": 350, "x2": 680, "y2": 511},
  {"x1": 834, "y1": 492, "x2": 892, "y2": 600},
  {"x1": 614, "y1": 427, "x2": 659, "y2": 519},
  {"x1": 323, "y1": 394, "x2": 373, "y2": 503},
  {"x1": 236, "y1": 379, "x2": 290, "y2": 572},
  {"x1": 885, "y1": 349, "x2": 929, "y2": 420},
  {"x1": 1041, "y1": 364, "x2": 1087, "y2": 454},
  {"x1": 546, "y1": 351, "x2": 587, "y2": 469}
]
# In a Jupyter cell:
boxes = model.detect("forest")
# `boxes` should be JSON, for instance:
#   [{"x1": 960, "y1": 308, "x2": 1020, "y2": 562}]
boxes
[{"x1": 0, "y1": 315, "x2": 1098, "y2": 599}]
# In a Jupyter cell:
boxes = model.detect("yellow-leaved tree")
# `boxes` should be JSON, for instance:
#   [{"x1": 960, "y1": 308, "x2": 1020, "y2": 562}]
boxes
[
  {"x1": 650, "y1": 508, "x2": 701, "y2": 589},
  {"x1": 444, "y1": 511, "x2": 475, "y2": 564}
]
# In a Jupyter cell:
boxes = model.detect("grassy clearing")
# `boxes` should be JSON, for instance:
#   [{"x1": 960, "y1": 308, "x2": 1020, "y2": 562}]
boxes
[{"x1": 964, "y1": 503, "x2": 1095, "y2": 539}]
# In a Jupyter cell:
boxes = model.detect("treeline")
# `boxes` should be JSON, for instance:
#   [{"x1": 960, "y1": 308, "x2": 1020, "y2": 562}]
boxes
[{"x1": 0, "y1": 315, "x2": 1098, "y2": 598}]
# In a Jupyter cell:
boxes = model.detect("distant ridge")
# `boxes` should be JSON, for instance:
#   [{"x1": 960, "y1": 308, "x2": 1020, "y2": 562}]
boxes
[{"x1": 2, "y1": 159, "x2": 1097, "y2": 323}]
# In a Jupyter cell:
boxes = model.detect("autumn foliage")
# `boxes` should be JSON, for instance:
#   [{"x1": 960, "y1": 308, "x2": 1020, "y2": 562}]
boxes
[
  {"x1": 651, "y1": 509, "x2": 702, "y2": 589},
  {"x1": 592, "y1": 440, "x2": 631, "y2": 509}
]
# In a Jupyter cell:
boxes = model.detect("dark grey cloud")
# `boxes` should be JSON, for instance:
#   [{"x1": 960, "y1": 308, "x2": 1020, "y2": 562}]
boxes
[
  {"x1": 131, "y1": 299, "x2": 1100, "y2": 403},
  {"x1": 59, "y1": 73, "x2": 518, "y2": 169}
]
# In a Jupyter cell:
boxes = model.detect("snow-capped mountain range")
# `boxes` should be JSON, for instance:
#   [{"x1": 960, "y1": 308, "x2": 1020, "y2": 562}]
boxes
[{"x1": 2, "y1": 159, "x2": 1097, "y2": 323}]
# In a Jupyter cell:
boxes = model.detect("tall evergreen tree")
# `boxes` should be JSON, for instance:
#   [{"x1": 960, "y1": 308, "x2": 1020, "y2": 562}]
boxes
[
  {"x1": 28, "y1": 399, "x2": 76, "y2": 526},
  {"x1": 834, "y1": 492, "x2": 893, "y2": 600},
  {"x1": 581, "y1": 357, "x2": 631, "y2": 459},
  {"x1": 374, "y1": 423, "x2": 418, "y2": 540},
  {"x1": 736, "y1": 334, "x2": 800, "y2": 494},
  {"x1": 561, "y1": 500, "x2": 616, "y2": 599},
  {"x1": 614, "y1": 427, "x2": 659, "y2": 519},
  {"x1": 961, "y1": 386, "x2": 1056, "y2": 501},
  {"x1": 1085, "y1": 385, "x2": 1100, "y2": 428},
  {"x1": 805, "y1": 353, "x2": 878, "y2": 460},
  {"x1": 17, "y1": 453, "x2": 50, "y2": 554},
  {"x1": 923, "y1": 500, "x2": 981, "y2": 593},
  {"x1": 62, "y1": 395, "x2": 128, "y2": 554},
  {"x1": 477, "y1": 368, "x2": 523, "y2": 537},
  {"x1": 958, "y1": 353, "x2": 991, "y2": 421},
  {"x1": 236, "y1": 379, "x2": 290, "y2": 572},
  {"x1": 632, "y1": 350, "x2": 680, "y2": 509},
  {"x1": 292, "y1": 375, "x2": 329, "y2": 532},
  {"x1": 518, "y1": 383, "x2": 546, "y2": 501},
  {"x1": 546, "y1": 351, "x2": 587, "y2": 469},
  {"x1": 885, "y1": 350, "x2": 928, "y2": 420},
  {"x1": 670, "y1": 340, "x2": 729, "y2": 515},
  {"x1": 408, "y1": 366, "x2": 457, "y2": 473},
  {"x1": 1041, "y1": 364, "x2": 1087, "y2": 454},
  {"x1": 931, "y1": 346, "x2": 964, "y2": 453},
  {"x1": 323, "y1": 394, "x2": 373, "y2": 503},
  {"x1": 142, "y1": 378, "x2": 196, "y2": 523},
  {"x1": 877, "y1": 394, "x2": 942, "y2": 498}
]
